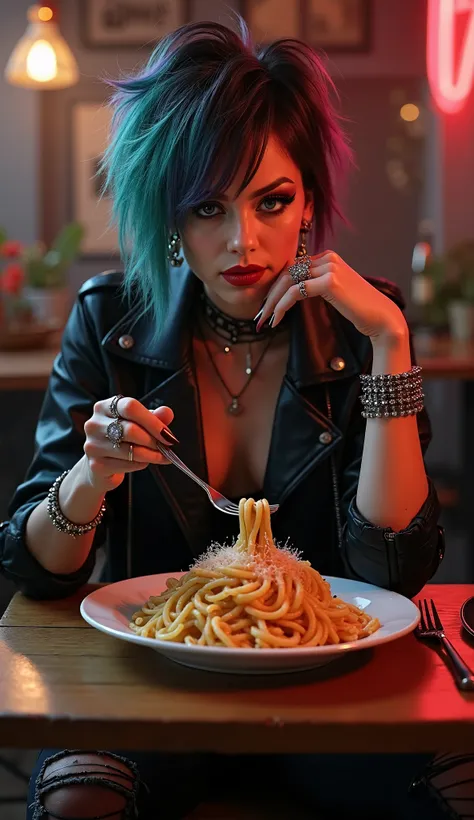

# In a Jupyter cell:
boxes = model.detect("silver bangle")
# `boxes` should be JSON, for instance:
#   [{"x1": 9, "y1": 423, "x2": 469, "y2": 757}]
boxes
[
  {"x1": 47, "y1": 470, "x2": 106, "y2": 538},
  {"x1": 360, "y1": 366, "x2": 424, "y2": 418}
]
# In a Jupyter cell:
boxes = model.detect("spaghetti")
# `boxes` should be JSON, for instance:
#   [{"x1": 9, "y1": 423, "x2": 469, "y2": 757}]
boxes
[{"x1": 130, "y1": 498, "x2": 380, "y2": 648}]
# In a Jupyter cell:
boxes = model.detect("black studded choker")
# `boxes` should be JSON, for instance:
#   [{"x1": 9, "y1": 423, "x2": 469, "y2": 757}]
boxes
[{"x1": 199, "y1": 289, "x2": 279, "y2": 344}]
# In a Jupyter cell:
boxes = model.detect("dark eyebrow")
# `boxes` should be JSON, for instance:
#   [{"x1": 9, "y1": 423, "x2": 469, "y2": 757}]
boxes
[{"x1": 215, "y1": 177, "x2": 295, "y2": 202}]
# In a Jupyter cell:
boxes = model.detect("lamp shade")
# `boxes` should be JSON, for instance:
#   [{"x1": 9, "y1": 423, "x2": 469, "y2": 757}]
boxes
[{"x1": 5, "y1": 5, "x2": 79, "y2": 89}]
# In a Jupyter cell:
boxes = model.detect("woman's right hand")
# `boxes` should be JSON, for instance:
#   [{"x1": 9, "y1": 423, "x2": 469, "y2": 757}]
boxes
[{"x1": 82, "y1": 396, "x2": 177, "y2": 493}]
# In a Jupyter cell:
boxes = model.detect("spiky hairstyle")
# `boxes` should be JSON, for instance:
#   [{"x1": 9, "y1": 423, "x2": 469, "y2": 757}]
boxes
[{"x1": 101, "y1": 16, "x2": 351, "y2": 325}]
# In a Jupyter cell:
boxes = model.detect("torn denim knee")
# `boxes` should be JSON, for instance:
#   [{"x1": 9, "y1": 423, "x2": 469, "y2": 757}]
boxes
[{"x1": 30, "y1": 749, "x2": 143, "y2": 819}]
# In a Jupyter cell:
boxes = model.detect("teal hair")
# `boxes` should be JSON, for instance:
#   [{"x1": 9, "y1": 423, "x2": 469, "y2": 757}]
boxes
[{"x1": 100, "y1": 15, "x2": 351, "y2": 328}]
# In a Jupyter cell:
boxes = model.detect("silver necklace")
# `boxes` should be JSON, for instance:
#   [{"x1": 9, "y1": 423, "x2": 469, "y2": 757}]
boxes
[
  {"x1": 197, "y1": 320, "x2": 274, "y2": 416},
  {"x1": 200, "y1": 289, "x2": 281, "y2": 377}
]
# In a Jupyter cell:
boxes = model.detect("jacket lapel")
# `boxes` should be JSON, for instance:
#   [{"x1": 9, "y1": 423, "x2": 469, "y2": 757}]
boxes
[
  {"x1": 141, "y1": 368, "x2": 211, "y2": 558},
  {"x1": 263, "y1": 297, "x2": 362, "y2": 503}
]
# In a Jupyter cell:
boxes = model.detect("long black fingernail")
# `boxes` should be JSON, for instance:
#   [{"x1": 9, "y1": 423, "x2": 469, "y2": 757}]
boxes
[
  {"x1": 160, "y1": 426, "x2": 180, "y2": 445},
  {"x1": 254, "y1": 308, "x2": 264, "y2": 323},
  {"x1": 269, "y1": 312, "x2": 275, "y2": 327}
]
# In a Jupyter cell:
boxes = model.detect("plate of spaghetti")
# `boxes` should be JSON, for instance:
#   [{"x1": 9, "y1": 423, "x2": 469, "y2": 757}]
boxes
[{"x1": 81, "y1": 498, "x2": 420, "y2": 674}]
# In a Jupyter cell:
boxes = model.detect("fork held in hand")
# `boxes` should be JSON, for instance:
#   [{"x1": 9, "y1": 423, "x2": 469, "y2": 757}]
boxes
[
  {"x1": 416, "y1": 598, "x2": 474, "y2": 691},
  {"x1": 155, "y1": 443, "x2": 279, "y2": 517}
]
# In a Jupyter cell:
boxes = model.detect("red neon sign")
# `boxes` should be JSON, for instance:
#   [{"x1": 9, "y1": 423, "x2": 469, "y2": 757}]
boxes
[{"x1": 427, "y1": 0, "x2": 474, "y2": 113}]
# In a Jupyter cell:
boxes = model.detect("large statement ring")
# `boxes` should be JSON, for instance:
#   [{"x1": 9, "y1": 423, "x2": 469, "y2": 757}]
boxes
[
  {"x1": 288, "y1": 254, "x2": 312, "y2": 284},
  {"x1": 105, "y1": 419, "x2": 124, "y2": 449},
  {"x1": 109, "y1": 394, "x2": 124, "y2": 419},
  {"x1": 299, "y1": 281, "x2": 309, "y2": 299}
]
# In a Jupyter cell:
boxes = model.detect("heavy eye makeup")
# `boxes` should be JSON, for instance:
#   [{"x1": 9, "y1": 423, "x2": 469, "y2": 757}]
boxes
[{"x1": 191, "y1": 192, "x2": 296, "y2": 219}]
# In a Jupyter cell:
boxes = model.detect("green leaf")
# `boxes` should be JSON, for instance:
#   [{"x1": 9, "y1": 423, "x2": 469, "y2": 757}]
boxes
[
  {"x1": 24, "y1": 258, "x2": 49, "y2": 288},
  {"x1": 51, "y1": 222, "x2": 84, "y2": 265},
  {"x1": 22, "y1": 223, "x2": 84, "y2": 288}
]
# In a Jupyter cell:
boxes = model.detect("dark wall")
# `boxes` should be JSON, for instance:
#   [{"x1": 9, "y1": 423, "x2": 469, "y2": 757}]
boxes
[{"x1": 333, "y1": 77, "x2": 422, "y2": 302}]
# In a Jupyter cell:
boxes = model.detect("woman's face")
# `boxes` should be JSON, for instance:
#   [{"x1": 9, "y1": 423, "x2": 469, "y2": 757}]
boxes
[{"x1": 180, "y1": 134, "x2": 313, "y2": 319}]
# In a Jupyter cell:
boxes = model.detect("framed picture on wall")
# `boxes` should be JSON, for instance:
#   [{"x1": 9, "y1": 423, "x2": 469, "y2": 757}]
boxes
[
  {"x1": 70, "y1": 102, "x2": 119, "y2": 257},
  {"x1": 81, "y1": 0, "x2": 191, "y2": 48},
  {"x1": 302, "y1": 0, "x2": 371, "y2": 52},
  {"x1": 241, "y1": 0, "x2": 301, "y2": 42}
]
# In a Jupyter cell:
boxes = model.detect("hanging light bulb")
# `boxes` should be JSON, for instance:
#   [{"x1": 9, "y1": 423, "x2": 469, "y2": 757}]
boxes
[{"x1": 5, "y1": 5, "x2": 79, "y2": 89}]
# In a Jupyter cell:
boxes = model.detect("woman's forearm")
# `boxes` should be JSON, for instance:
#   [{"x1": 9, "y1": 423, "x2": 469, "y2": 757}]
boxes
[
  {"x1": 356, "y1": 329, "x2": 429, "y2": 531},
  {"x1": 26, "y1": 456, "x2": 106, "y2": 575}
]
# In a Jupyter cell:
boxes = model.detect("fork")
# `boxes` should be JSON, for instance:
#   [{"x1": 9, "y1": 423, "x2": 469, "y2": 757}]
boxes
[
  {"x1": 416, "y1": 598, "x2": 474, "y2": 691},
  {"x1": 155, "y1": 443, "x2": 280, "y2": 516}
]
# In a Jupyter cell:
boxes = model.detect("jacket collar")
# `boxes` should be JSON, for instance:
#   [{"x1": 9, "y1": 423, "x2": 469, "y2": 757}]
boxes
[{"x1": 102, "y1": 263, "x2": 361, "y2": 385}]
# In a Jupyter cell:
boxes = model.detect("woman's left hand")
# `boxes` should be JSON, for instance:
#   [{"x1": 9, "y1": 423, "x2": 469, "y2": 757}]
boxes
[{"x1": 256, "y1": 250, "x2": 407, "y2": 343}]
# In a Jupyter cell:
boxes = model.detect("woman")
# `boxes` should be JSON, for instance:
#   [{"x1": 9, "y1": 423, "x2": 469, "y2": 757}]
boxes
[{"x1": 0, "y1": 15, "x2": 456, "y2": 820}]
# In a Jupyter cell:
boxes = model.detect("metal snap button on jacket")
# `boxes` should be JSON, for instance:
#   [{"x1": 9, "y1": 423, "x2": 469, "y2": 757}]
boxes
[
  {"x1": 118, "y1": 334, "x2": 134, "y2": 350},
  {"x1": 330, "y1": 356, "x2": 345, "y2": 371},
  {"x1": 319, "y1": 431, "x2": 333, "y2": 445}
]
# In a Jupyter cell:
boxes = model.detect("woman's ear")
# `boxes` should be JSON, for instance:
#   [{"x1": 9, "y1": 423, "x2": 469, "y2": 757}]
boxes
[{"x1": 303, "y1": 191, "x2": 314, "y2": 224}]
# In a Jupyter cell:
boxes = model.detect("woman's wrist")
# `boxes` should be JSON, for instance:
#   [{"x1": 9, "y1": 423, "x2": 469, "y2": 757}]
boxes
[
  {"x1": 57, "y1": 457, "x2": 107, "y2": 525},
  {"x1": 371, "y1": 326, "x2": 411, "y2": 376}
]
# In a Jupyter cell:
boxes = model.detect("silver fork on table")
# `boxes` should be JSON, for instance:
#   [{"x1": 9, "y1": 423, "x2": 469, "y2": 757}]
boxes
[
  {"x1": 155, "y1": 443, "x2": 279, "y2": 516},
  {"x1": 415, "y1": 598, "x2": 474, "y2": 691}
]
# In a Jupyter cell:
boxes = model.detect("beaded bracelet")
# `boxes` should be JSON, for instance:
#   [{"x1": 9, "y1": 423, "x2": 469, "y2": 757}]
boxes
[
  {"x1": 47, "y1": 470, "x2": 106, "y2": 538},
  {"x1": 360, "y1": 366, "x2": 424, "y2": 418}
]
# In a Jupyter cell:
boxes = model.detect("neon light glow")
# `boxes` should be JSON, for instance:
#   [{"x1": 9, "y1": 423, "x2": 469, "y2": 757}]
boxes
[{"x1": 427, "y1": 0, "x2": 474, "y2": 113}]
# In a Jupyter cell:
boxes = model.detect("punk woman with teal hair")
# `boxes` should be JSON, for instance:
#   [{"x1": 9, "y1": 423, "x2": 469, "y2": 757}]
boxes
[{"x1": 0, "y1": 14, "x2": 463, "y2": 820}]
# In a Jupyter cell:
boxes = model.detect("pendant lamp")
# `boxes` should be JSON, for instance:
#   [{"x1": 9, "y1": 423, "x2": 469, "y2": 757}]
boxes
[{"x1": 5, "y1": 4, "x2": 79, "y2": 90}]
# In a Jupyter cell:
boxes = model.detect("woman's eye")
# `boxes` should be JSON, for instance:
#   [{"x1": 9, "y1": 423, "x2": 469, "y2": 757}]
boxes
[
  {"x1": 259, "y1": 193, "x2": 296, "y2": 213},
  {"x1": 193, "y1": 202, "x2": 222, "y2": 218}
]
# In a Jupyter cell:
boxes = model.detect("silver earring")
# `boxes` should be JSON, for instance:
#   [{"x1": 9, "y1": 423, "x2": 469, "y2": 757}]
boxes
[
  {"x1": 296, "y1": 220, "x2": 312, "y2": 258},
  {"x1": 288, "y1": 220, "x2": 313, "y2": 284},
  {"x1": 168, "y1": 231, "x2": 184, "y2": 267}
]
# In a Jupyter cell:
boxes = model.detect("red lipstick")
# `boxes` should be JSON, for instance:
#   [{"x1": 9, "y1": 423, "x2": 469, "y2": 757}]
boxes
[{"x1": 221, "y1": 264, "x2": 266, "y2": 287}]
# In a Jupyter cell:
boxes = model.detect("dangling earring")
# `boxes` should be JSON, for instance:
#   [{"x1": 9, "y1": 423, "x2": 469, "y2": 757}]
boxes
[
  {"x1": 288, "y1": 219, "x2": 313, "y2": 283},
  {"x1": 168, "y1": 231, "x2": 184, "y2": 267},
  {"x1": 297, "y1": 219, "x2": 312, "y2": 257}
]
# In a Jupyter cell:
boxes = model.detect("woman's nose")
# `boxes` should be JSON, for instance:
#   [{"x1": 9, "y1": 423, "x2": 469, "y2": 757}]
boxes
[{"x1": 226, "y1": 213, "x2": 258, "y2": 256}]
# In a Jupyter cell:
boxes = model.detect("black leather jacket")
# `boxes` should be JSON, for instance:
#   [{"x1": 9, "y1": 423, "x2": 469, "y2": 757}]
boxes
[{"x1": 0, "y1": 267, "x2": 444, "y2": 600}]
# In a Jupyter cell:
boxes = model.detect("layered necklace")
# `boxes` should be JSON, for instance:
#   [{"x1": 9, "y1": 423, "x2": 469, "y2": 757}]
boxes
[{"x1": 198, "y1": 289, "x2": 284, "y2": 416}]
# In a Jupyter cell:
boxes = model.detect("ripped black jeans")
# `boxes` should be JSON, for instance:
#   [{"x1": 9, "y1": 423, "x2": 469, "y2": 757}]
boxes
[{"x1": 27, "y1": 748, "x2": 456, "y2": 819}]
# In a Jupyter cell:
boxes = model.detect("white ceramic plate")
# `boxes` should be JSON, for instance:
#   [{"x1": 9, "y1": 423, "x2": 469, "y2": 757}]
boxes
[{"x1": 80, "y1": 573, "x2": 420, "y2": 675}]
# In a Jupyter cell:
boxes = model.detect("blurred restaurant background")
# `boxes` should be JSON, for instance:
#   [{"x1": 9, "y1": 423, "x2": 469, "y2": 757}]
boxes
[
  {"x1": 1, "y1": 0, "x2": 474, "y2": 814},
  {"x1": 1, "y1": 0, "x2": 474, "y2": 602}
]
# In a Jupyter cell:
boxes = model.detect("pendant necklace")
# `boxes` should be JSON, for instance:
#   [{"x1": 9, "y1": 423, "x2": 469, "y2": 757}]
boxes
[
  {"x1": 200, "y1": 288, "x2": 279, "y2": 380},
  {"x1": 196, "y1": 319, "x2": 275, "y2": 416}
]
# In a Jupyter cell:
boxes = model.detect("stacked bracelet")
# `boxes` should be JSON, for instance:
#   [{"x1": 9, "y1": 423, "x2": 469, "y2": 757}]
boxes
[
  {"x1": 47, "y1": 470, "x2": 106, "y2": 538},
  {"x1": 359, "y1": 365, "x2": 424, "y2": 419}
]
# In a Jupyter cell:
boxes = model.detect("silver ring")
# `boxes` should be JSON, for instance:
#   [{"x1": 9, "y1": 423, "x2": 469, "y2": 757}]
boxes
[
  {"x1": 128, "y1": 444, "x2": 134, "y2": 462},
  {"x1": 105, "y1": 419, "x2": 124, "y2": 449},
  {"x1": 109, "y1": 394, "x2": 124, "y2": 419},
  {"x1": 288, "y1": 255, "x2": 312, "y2": 284},
  {"x1": 299, "y1": 281, "x2": 309, "y2": 299}
]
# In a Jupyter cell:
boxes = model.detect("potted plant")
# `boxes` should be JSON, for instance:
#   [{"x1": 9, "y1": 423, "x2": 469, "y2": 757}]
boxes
[
  {"x1": 0, "y1": 222, "x2": 84, "y2": 328},
  {"x1": 0, "y1": 235, "x2": 40, "y2": 350},
  {"x1": 419, "y1": 240, "x2": 474, "y2": 341},
  {"x1": 444, "y1": 241, "x2": 474, "y2": 341},
  {"x1": 0, "y1": 244, "x2": 34, "y2": 330}
]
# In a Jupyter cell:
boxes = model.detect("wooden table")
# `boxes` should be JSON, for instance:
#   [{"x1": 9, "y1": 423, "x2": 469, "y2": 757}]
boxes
[
  {"x1": 0, "y1": 345, "x2": 59, "y2": 390},
  {"x1": 413, "y1": 334, "x2": 474, "y2": 379},
  {"x1": 1, "y1": 583, "x2": 474, "y2": 753}
]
